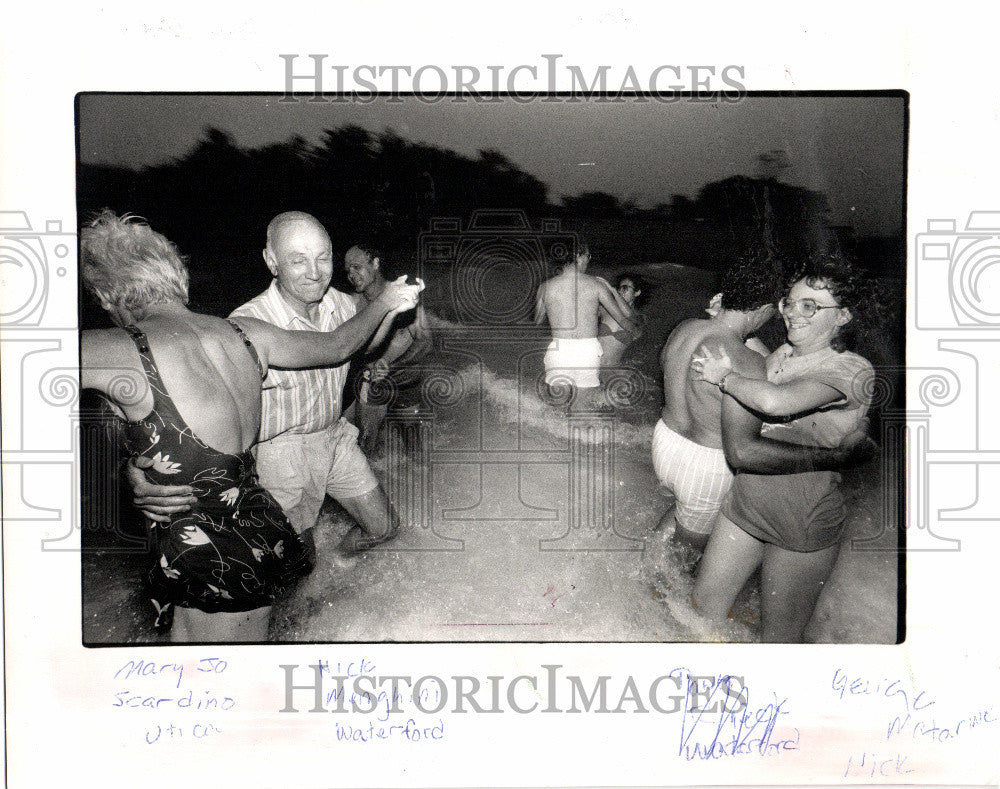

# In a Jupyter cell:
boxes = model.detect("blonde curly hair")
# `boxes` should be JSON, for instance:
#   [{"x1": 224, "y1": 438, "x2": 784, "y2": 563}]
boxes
[{"x1": 81, "y1": 210, "x2": 190, "y2": 318}]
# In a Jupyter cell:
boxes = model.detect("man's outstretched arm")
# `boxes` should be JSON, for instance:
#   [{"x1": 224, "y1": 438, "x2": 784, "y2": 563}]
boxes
[{"x1": 240, "y1": 277, "x2": 422, "y2": 370}]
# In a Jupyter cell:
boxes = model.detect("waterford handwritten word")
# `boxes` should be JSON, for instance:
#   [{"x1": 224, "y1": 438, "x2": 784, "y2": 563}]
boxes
[
  {"x1": 677, "y1": 672, "x2": 797, "y2": 761},
  {"x1": 279, "y1": 664, "x2": 747, "y2": 715},
  {"x1": 334, "y1": 719, "x2": 445, "y2": 743}
]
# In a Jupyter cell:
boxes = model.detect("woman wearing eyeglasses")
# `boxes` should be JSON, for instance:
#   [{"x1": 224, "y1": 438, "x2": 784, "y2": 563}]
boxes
[{"x1": 689, "y1": 256, "x2": 875, "y2": 642}]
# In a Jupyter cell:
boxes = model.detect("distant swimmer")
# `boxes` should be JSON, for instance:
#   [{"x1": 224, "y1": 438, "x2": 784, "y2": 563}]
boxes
[
  {"x1": 534, "y1": 243, "x2": 636, "y2": 410},
  {"x1": 598, "y1": 271, "x2": 647, "y2": 371},
  {"x1": 343, "y1": 243, "x2": 433, "y2": 455}
]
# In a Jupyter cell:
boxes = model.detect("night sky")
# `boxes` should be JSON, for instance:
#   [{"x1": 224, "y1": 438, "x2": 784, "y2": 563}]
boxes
[{"x1": 78, "y1": 93, "x2": 905, "y2": 237}]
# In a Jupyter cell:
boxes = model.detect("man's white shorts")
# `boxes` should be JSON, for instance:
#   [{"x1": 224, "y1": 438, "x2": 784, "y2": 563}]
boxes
[
  {"x1": 254, "y1": 419, "x2": 379, "y2": 533},
  {"x1": 543, "y1": 337, "x2": 603, "y2": 389},
  {"x1": 651, "y1": 419, "x2": 733, "y2": 536}
]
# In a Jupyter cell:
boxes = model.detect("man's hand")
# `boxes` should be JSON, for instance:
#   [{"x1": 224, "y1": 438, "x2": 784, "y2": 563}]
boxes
[
  {"x1": 835, "y1": 420, "x2": 879, "y2": 469},
  {"x1": 126, "y1": 456, "x2": 196, "y2": 523},
  {"x1": 378, "y1": 275, "x2": 425, "y2": 314},
  {"x1": 744, "y1": 336, "x2": 770, "y2": 357}
]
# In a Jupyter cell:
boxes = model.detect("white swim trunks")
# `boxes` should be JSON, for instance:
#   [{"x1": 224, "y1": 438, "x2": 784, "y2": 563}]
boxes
[
  {"x1": 543, "y1": 337, "x2": 603, "y2": 389},
  {"x1": 651, "y1": 419, "x2": 733, "y2": 535}
]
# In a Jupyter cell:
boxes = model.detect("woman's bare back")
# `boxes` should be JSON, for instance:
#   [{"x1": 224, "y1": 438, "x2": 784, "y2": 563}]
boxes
[{"x1": 107, "y1": 312, "x2": 264, "y2": 454}]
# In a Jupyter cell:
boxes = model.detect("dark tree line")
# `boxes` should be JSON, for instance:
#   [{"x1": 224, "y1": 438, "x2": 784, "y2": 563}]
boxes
[
  {"x1": 78, "y1": 125, "x2": 856, "y2": 271},
  {"x1": 78, "y1": 124, "x2": 901, "y2": 394},
  {"x1": 78, "y1": 126, "x2": 552, "y2": 269},
  {"x1": 78, "y1": 124, "x2": 901, "y2": 333}
]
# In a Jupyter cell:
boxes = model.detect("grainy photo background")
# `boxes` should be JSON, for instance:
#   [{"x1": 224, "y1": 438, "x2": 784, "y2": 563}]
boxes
[{"x1": 77, "y1": 93, "x2": 905, "y2": 644}]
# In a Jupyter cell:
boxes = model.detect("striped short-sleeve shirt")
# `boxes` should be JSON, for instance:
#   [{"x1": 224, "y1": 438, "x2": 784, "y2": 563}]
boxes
[{"x1": 230, "y1": 280, "x2": 358, "y2": 441}]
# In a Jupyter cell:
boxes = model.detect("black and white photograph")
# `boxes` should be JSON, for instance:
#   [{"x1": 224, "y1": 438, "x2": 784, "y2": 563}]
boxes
[
  {"x1": 8, "y1": 4, "x2": 1000, "y2": 787},
  {"x1": 77, "y1": 92, "x2": 906, "y2": 645}
]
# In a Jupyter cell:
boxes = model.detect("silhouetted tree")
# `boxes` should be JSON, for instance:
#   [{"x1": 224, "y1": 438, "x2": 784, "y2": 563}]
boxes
[
  {"x1": 695, "y1": 175, "x2": 831, "y2": 277},
  {"x1": 560, "y1": 191, "x2": 625, "y2": 215}
]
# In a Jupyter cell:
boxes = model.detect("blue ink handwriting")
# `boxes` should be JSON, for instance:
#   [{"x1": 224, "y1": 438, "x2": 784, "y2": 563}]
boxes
[
  {"x1": 333, "y1": 718, "x2": 445, "y2": 743},
  {"x1": 145, "y1": 722, "x2": 222, "y2": 745},
  {"x1": 886, "y1": 706, "x2": 995, "y2": 743},
  {"x1": 843, "y1": 751, "x2": 914, "y2": 779},
  {"x1": 831, "y1": 668, "x2": 935, "y2": 716},
  {"x1": 675, "y1": 669, "x2": 796, "y2": 761}
]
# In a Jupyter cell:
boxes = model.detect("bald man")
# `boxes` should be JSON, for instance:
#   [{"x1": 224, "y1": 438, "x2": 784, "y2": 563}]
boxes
[{"x1": 129, "y1": 212, "x2": 399, "y2": 558}]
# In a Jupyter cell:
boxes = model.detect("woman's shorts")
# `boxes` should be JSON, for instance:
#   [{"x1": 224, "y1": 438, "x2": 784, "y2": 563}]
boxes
[{"x1": 721, "y1": 470, "x2": 846, "y2": 552}]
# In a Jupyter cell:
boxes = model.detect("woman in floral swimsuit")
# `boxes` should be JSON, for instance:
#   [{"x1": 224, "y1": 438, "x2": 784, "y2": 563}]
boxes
[{"x1": 81, "y1": 211, "x2": 422, "y2": 641}]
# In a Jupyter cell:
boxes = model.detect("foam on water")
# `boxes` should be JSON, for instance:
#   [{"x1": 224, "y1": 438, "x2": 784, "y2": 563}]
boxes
[{"x1": 273, "y1": 306, "x2": 896, "y2": 643}]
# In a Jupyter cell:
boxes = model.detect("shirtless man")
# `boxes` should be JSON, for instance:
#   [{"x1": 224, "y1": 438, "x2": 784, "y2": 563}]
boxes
[
  {"x1": 343, "y1": 244, "x2": 433, "y2": 454},
  {"x1": 534, "y1": 244, "x2": 636, "y2": 409},
  {"x1": 653, "y1": 259, "x2": 873, "y2": 556}
]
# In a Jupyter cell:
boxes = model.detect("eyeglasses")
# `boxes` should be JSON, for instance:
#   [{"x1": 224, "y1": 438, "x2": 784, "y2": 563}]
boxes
[{"x1": 778, "y1": 297, "x2": 842, "y2": 318}]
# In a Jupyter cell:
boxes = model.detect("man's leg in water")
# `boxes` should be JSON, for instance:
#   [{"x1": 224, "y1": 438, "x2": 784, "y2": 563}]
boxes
[
  {"x1": 324, "y1": 420, "x2": 399, "y2": 561},
  {"x1": 650, "y1": 421, "x2": 730, "y2": 557},
  {"x1": 335, "y1": 487, "x2": 398, "y2": 555},
  {"x1": 672, "y1": 519, "x2": 712, "y2": 553},
  {"x1": 356, "y1": 398, "x2": 388, "y2": 455},
  {"x1": 647, "y1": 505, "x2": 712, "y2": 574}
]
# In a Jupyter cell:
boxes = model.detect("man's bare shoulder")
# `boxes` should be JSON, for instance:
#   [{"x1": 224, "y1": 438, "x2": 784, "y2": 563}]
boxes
[
  {"x1": 667, "y1": 317, "x2": 708, "y2": 341},
  {"x1": 541, "y1": 271, "x2": 580, "y2": 295},
  {"x1": 579, "y1": 272, "x2": 609, "y2": 291},
  {"x1": 661, "y1": 319, "x2": 711, "y2": 366}
]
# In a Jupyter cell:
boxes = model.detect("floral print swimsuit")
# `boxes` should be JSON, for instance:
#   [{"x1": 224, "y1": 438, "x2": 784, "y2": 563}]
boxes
[{"x1": 121, "y1": 323, "x2": 312, "y2": 628}]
